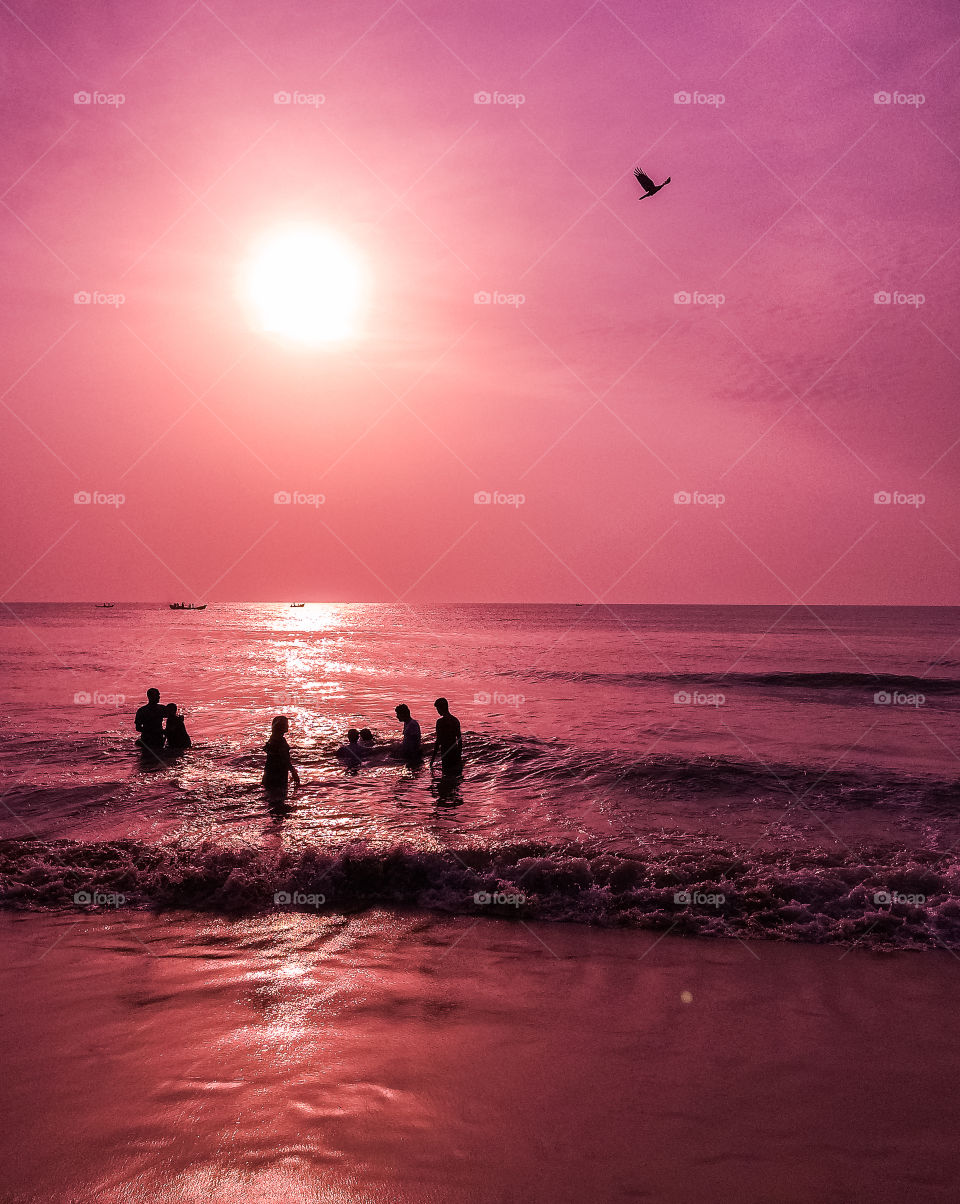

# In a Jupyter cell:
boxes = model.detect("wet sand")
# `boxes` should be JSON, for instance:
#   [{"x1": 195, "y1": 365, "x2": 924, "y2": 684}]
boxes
[{"x1": 0, "y1": 910, "x2": 957, "y2": 1203}]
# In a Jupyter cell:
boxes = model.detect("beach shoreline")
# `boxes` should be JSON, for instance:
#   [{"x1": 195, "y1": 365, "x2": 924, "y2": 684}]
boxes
[{"x1": 1, "y1": 909, "x2": 957, "y2": 1203}]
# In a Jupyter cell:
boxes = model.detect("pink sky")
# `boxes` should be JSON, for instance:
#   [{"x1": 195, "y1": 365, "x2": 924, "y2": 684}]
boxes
[{"x1": 1, "y1": 0, "x2": 958, "y2": 604}]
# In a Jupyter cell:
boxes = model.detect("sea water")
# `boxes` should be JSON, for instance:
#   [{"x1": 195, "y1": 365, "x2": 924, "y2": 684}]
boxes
[{"x1": 1, "y1": 602, "x2": 958, "y2": 948}]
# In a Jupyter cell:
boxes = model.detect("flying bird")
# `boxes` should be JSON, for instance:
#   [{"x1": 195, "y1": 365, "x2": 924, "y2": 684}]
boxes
[{"x1": 634, "y1": 166, "x2": 671, "y2": 199}]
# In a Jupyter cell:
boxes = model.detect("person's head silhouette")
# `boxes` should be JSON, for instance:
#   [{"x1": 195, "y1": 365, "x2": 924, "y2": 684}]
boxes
[
  {"x1": 359, "y1": 728, "x2": 373, "y2": 742},
  {"x1": 434, "y1": 697, "x2": 450, "y2": 715},
  {"x1": 395, "y1": 704, "x2": 411, "y2": 722},
  {"x1": 271, "y1": 715, "x2": 289, "y2": 738},
  {"x1": 347, "y1": 728, "x2": 360, "y2": 744},
  {"x1": 147, "y1": 688, "x2": 160, "y2": 704},
  {"x1": 166, "y1": 703, "x2": 178, "y2": 717}
]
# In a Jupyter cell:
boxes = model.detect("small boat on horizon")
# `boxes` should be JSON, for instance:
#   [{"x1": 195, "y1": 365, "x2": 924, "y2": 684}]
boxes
[
  {"x1": 289, "y1": 603, "x2": 305, "y2": 607},
  {"x1": 169, "y1": 603, "x2": 207, "y2": 610},
  {"x1": 95, "y1": 603, "x2": 115, "y2": 608}
]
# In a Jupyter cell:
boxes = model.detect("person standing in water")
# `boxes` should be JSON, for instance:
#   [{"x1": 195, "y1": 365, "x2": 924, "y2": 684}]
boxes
[
  {"x1": 164, "y1": 703, "x2": 191, "y2": 750},
  {"x1": 394, "y1": 704, "x2": 422, "y2": 760},
  {"x1": 135, "y1": 688, "x2": 166, "y2": 752},
  {"x1": 431, "y1": 697, "x2": 463, "y2": 777},
  {"x1": 263, "y1": 716, "x2": 301, "y2": 793}
]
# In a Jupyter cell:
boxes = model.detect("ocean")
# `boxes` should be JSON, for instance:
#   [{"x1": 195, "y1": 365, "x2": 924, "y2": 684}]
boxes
[{"x1": 2, "y1": 602, "x2": 958, "y2": 950}]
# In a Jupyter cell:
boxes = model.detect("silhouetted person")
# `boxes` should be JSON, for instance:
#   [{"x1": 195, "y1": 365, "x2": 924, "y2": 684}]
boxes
[
  {"x1": 263, "y1": 715, "x2": 301, "y2": 794},
  {"x1": 336, "y1": 728, "x2": 363, "y2": 766},
  {"x1": 164, "y1": 703, "x2": 191, "y2": 750},
  {"x1": 358, "y1": 728, "x2": 375, "y2": 754},
  {"x1": 135, "y1": 688, "x2": 165, "y2": 751},
  {"x1": 394, "y1": 703, "x2": 421, "y2": 759},
  {"x1": 431, "y1": 697, "x2": 463, "y2": 777}
]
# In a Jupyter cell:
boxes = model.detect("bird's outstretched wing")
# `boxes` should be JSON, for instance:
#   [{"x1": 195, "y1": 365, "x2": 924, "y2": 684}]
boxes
[{"x1": 634, "y1": 166, "x2": 656, "y2": 193}]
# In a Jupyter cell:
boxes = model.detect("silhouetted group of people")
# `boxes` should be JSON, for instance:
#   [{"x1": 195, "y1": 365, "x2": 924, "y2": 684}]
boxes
[
  {"x1": 264, "y1": 698, "x2": 464, "y2": 794},
  {"x1": 132, "y1": 691, "x2": 462, "y2": 794},
  {"x1": 333, "y1": 700, "x2": 463, "y2": 777},
  {"x1": 134, "y1": 688, "x2": 191, "y2": 754}
]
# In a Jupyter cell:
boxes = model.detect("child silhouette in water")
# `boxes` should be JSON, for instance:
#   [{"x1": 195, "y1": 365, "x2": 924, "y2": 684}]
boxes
[
  {"x1": 263, "y1": 715, "x2": 301, "y2": 793},
  {"x1": 336, "y1": 728, "x2": 364, "y2": 766},
  {"x1": 164, "y1": 703, "x2": 191, "y2": 750}
]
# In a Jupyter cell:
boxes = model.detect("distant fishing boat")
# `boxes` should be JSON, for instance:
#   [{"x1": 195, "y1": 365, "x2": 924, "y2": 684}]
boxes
[
  {"x1": 169, "y1": 603, "x2": 207, "y2": 610},
  {"x1": 290, "y1": 603, "x2": 305, "y2": 607},
  {"x1": 95, "y1": 603, "x2": 115, "y2": 608}
]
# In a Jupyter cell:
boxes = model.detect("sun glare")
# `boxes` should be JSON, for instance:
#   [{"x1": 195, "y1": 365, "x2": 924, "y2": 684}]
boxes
[{"x1": 243, "y1": 227, "x2": 362, "y2": 345}]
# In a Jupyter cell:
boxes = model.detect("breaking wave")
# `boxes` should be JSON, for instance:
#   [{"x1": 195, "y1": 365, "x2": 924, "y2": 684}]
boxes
[
  {"x1": 504, "y1": 668, "x2": 960, "y2": 695},
  {"x1": 1, "y1": 835, "x2": 957, "y2": 950}
]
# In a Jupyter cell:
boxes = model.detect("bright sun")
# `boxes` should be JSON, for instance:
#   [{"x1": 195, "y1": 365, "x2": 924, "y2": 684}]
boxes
[{"x1": 243, "y1": 227, "x2": 363, "y2": 345}]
